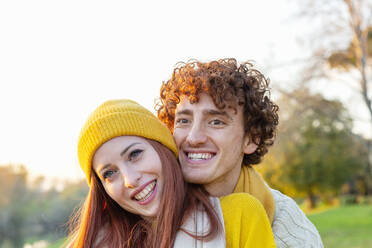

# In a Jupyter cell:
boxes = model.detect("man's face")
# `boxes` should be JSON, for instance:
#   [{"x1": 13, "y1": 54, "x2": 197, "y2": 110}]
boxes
[{"x1": 173, "y1": 93, "x2": 257, "y2": 193}]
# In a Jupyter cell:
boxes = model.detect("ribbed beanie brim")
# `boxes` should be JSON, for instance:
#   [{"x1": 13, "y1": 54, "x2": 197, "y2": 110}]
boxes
[{"x1": 77, "y1": 99, "x2": 178, "y2": 185}]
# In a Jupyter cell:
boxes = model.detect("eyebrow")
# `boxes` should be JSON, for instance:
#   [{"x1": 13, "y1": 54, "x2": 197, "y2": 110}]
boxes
[
  {"x1": 176, "y1": 109, "x2": 232, "y2": 120},
  {"x1": 203, "y1": 109, "x2": 232, "y2": 120},
  {"x1": 120, "y1": 142, "x2": 140, "y2": 157},
  {"x1": 175, "y1": 109, "x2": 192, "y2": 116}
]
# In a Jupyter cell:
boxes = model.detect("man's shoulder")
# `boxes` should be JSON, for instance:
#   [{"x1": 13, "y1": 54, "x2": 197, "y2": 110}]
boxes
[
  {"x1": 270, "y1": 188, "x2": 324, "y2": 248},
  {"x1": 271, "y1": 188, "x2": 301, "y2": 210}
]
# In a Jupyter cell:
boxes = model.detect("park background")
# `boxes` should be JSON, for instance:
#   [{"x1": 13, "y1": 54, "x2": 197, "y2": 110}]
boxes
[{"x1": 1, "y1": 0, "x2": 372, "y2": 247}]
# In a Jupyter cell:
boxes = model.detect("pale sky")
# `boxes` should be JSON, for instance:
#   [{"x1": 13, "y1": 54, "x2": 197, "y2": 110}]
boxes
[{"x1": 0, "y1": 0, "x2": 370, "y2": 182}]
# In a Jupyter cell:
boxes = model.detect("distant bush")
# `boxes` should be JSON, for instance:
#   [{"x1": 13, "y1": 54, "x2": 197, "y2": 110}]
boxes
[
  {"x1": 358, "y1": 196, "x2": 372, "y2": 205},
  {"x1": 339, "y1": 194, "x2": 358, "y2": 205},
  {"x1": 0, "y1": 164, "x2": 88, "y2": 248}
]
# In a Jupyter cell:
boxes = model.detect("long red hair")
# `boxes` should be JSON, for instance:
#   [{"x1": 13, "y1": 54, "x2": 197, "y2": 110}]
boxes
[{"x1": 66, "y1": 139, "x2": 221, "y2": 248}]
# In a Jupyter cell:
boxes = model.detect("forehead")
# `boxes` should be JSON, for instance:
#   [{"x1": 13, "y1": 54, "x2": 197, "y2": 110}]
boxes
[
  {"x1": 94, "y1": 136, "x2": 148, "y2": 158},
  {"x1": 176, "y1": 93, "x2": 241, "y2": 116},
  {"x1": 101, "y1": 135, "x2": 148, "y2": 148},
  {"x1": 178, "y1": 94, "x2": 215, "y2": 109}
]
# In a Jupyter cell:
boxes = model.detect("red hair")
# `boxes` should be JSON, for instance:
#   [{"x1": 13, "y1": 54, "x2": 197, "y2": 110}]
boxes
[{"x1": 66, "y1": 139, "x2": 220, "y2": 248}]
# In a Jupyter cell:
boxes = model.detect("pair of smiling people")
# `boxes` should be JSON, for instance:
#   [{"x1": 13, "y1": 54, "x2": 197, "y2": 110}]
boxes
[
  {"x1": 67, "y1": 59, "x2": 323, "y2": 248},
  {"x1": 94, "y1": 93, "x2": 241, "y2": 217}
]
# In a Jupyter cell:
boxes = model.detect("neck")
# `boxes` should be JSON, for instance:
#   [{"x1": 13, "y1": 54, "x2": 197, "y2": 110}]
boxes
[
  {"x1": 203, "y1": 164, "x2": 241, "y2": 197},
  {"x1": 142, "y1": 215, "x2": 156, "y2": 224}
]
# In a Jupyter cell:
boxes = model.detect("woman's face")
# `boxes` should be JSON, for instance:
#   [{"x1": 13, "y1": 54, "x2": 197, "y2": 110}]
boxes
[{"x1": 92, "y1": 136, "x2": 163, "y2": 219}]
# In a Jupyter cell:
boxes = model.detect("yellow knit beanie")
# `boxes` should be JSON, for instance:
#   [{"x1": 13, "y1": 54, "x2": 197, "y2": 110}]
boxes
[{"x1": 77, "y1": 99, "x2": 178, "y2": 185}]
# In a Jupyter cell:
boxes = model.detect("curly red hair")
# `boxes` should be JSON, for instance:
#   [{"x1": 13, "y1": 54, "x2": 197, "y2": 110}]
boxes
[{"x1": 157, "y1": 58, "x2": 279, "y2": 165}]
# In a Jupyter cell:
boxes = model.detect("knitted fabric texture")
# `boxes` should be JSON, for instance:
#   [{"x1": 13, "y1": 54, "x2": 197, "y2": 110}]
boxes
[
  {"x1": 77, "y1": 99, "x2": 178, "y2": 185},
  {"x1": 233, "y1": 166, "x2": 275, "y2": 224}
]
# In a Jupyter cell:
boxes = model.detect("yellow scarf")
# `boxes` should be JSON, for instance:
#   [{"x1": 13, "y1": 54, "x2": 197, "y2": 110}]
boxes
[{"x1": 233, "y1": 166, "x2": 275, "y2": 224}]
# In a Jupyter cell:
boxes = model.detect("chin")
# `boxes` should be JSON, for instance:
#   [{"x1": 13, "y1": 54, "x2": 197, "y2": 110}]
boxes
[
  {"x1": 183, "y1": 172, "x2": 210, "y2": 184},
  {"x1": 140, "y1": 210, "x2": 158, "y2": 219}
]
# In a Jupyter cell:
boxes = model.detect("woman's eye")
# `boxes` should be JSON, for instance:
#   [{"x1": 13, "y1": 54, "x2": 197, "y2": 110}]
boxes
[
  {"x1": 129, "y1": 149, "x2": 143, "y2": 160},
  {"x1": 103, "y1": 170, "x2": 115, "y2": 179}
]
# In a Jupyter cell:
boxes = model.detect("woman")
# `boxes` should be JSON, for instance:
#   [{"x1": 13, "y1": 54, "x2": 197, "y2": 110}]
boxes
[{"x1": 67, "y1": 99, "x2": 276, "y2": 248}]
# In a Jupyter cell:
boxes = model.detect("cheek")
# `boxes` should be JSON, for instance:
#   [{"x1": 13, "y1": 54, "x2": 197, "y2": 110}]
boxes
[
  {"x1": 219, "y1": 130, "x2": 245, "y2": 150},
  {"x1": 154, "y1": 158, "x2": 163, "y2": 176},
  {"x1": 142, "y1": 154, "x2": 163, "y2": 176},
  {"x1": 104, "y1": 183, "x2": 125, "y2": 201},
  {"x1": 173, "y1": 130, "x2": 185, "y2": 146}
]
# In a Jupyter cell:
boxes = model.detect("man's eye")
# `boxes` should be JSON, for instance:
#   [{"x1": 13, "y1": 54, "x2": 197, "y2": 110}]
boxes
[
  {"x1": 210, "y1": 119, "x2": 224, "y2": 125},
  {"x1": 129, "y1": 149, "x2": 143, "y2": 161},
  {"x1": 175, "y1": 118, "x2": 189, "y2": 125},
  {"x1": 103, "y1": 170, "x2": 115, "y2": 179}
]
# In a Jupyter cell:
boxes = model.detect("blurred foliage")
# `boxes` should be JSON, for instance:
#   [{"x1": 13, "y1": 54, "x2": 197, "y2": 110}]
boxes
[
  {"x1": 0, "y1": 164, "x2": 88, "y2": 248},
  {"x1": 291, "y1": 0, "x2": 372, "y2": 194},
  {"x1": 259, "y1": 88, "x2": 368, "y2": 208},
  {"x1": 328, "y1": 27, "x2": 372, "y2": 70}
]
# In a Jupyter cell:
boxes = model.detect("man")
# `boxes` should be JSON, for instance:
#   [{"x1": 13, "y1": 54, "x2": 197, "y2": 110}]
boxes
[{"x1": 157, "y1": 58, "x2": 324, "y2": 247}]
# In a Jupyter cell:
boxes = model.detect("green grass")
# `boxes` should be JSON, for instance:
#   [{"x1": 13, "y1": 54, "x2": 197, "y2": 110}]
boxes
[
  {"x1": 48, "y1": 238, "x2": 66, "y2": 248},
  {"x1": 46, "y1": 205, "x2": 372, "y2": 248},
  {"x1": 308, "y1": 205, "x2": 372, "y2": 248}
]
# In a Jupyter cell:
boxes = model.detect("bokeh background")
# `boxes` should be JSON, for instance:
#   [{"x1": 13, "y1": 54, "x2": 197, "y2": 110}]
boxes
[{"x1": 1, "y1": 0, "x2": 371, "y2": 247}]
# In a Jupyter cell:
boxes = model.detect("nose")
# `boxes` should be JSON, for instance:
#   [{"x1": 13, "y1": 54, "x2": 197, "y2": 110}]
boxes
[
  {"x1": 122, "y1": 167, "x2": 142, "y2": 189},
  {"x1": 186, "y1": 122, "x2": 207, "y2": 146}
]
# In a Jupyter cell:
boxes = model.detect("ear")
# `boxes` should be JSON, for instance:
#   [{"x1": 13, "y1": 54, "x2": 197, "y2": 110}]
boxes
[{"x1": 243, "y1": 135, "x2": 258, "y2": 154}]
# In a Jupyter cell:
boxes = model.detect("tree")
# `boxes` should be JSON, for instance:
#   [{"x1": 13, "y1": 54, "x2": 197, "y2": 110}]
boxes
[
  {"x1": 0, "y1": 165, "x2": 29, "y2": 247},
  {"x1": 0, "y1": 164, "x2": 89, "y2": 248},
  {"x1": 260, "y1": 89, "x2": 366, "y2": 208},
  {"x1": 289, "y1": 0, "x2": 372, "y2": 193}
]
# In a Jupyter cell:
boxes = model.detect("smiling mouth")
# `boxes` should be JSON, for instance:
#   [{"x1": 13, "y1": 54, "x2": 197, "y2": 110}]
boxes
[
  {"x1": 186, "y1": 152, "x2": 215, "y2": 161},
  {"x1": 134, "y1": 180, "x2": 157, "y2": 202}
]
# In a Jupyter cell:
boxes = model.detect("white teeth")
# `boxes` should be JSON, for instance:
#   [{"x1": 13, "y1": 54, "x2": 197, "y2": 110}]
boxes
[
  {"x1": 187, "y1": 153, "x2": 213, "y2": 160},
  {"x1": 134, "y1": 181, "x2": 156, "y2": 201}
]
